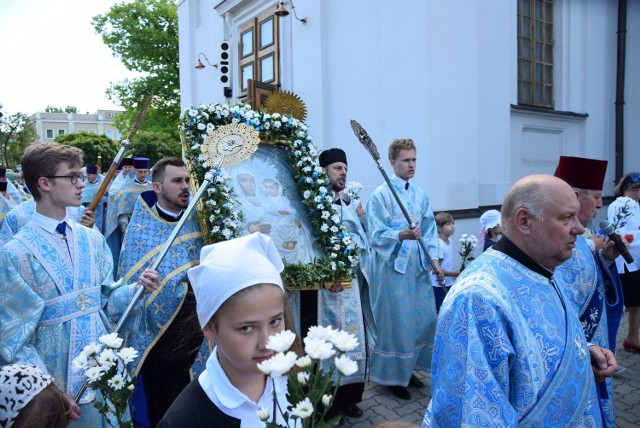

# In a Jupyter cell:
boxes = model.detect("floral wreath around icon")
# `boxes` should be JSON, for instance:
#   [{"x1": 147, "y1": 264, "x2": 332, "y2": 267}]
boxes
[{"x1": 179, "y1": 102, "x2": 359, "y2": 288}]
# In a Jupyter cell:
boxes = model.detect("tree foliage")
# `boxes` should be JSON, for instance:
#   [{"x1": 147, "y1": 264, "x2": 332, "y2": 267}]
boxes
[
  {"x1": 92, "y1": 0, "x2": 180, "y2": 140},
  {"x1": 56, "y1": 131, "x2": 120, "y2": 168},
  {"x1": 125, "y1": 130, "x2": 181, "y2": 166},
  {"x1": 0, "y1": 112, "x2": 38, "y2": 169},
  {"x1": 45, "y1": 105, "x2": 79, "y2": 113}
]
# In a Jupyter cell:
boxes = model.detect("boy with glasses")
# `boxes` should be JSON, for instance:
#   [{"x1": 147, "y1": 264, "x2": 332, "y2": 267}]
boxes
[{"x1": 0, "y1": 142, "x2": 161, "y2": 426}]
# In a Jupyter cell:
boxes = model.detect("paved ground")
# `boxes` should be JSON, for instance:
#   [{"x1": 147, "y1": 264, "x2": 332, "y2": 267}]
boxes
[{"x1": 342, "y1": 312, "x2": 640, "y2": 427}]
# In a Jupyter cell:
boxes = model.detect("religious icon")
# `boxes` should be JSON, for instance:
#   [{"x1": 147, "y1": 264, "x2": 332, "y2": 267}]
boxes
[{"x1": 228, "y1": 144, "x2": 322, "y2": 264}]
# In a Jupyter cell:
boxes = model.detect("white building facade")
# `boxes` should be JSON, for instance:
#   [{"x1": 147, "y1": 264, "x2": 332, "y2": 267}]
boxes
[
  {"x1": 178, "y1": 0, "x2": 640, "y2": 221},
  {"x1": 30, "y1": 110, "x2": 123, "y2": 142}
]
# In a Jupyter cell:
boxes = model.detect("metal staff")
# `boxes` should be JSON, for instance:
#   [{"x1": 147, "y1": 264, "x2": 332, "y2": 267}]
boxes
[
  {"x1": 86, "y1": 94, "x2": 154, "y2": 213},
  {"x1": 75, "y1": 157, "x2": 223, "y2": 402},
  {"x1": 350, "y1": 120, "x2": 446, "y2": 289}
]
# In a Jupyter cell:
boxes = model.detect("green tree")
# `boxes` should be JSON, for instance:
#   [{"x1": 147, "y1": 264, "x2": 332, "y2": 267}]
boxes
[
  {"x1": 125, "y1": 130, "x2": 181, "y2": 166},
  {"x1": 45, "y1": 105, "x2": 79, "y2": 113},
  {"x1": 92, "y1": 0, "x2": 180, "y2": 139},
  {"x1": 0, "y1": 112, "x2": 38, "y2": 169},
  {"x1": 55, "y1": 131, "x2": 119, "y2": 168}
]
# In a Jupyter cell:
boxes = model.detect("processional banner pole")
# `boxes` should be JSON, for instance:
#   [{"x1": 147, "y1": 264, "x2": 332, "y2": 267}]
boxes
[{"x1": 86, "y1": 94, "x2": 154, "y2": 213}]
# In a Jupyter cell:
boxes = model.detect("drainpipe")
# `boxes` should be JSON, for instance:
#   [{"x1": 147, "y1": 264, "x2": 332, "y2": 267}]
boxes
[{"x1": 614, "y1": 0, "x2": 627, "y2": 184}]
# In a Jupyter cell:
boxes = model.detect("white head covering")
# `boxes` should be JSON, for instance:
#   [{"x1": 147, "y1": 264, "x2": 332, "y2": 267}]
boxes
[
  {"x1": 480, "y1": 209, "x2": 501, "y2": 231},
  {"x1": 187, "y1": 233, "x2": 285, "y2": 328},
  {"x1": 0, "y1": 364, "x2": 54, "y2": 426}
]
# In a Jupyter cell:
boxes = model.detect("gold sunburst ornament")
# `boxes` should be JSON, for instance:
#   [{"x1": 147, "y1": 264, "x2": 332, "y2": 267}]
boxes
[
  {"x1": 201, "y1": 123, "x2": 260, "y2": 170},
  {"x1": 264, "y1": 90, "x2": 307, "y2": 122}
]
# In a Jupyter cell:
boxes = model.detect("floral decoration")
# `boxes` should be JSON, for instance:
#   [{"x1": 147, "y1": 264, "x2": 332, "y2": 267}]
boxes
[
  {"x1": 71, "y1": 333, "x2": 138, "y2": 428},
  {"x1": 179, "y1": 103, "x2": 359, "y2": 288},
  {"x1": 344, "y1": 181, "x2": 363, "y2": 202},
  {"x1": 256, "y1": 326, "x2": 358, "y2": 427},
  {"x1": 611, "y1": 196, "x2": 636, "y2": 231},
  {"x1": 459, "y1": 233, "x2": 479, "y2": 271}
]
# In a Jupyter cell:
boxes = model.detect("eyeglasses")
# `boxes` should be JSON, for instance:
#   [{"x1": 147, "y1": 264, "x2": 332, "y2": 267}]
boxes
[{"x1": 45, "y1": 172, "x2": 84, "y2": 185}]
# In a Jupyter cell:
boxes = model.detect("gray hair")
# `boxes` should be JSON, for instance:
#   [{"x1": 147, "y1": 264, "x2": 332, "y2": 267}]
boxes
[{"x1": 501, "y1": 179, "x2": 549, "y2": 236}]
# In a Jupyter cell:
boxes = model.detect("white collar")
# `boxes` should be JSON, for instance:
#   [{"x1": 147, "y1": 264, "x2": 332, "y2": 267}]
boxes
[
  {"x1": 155, "y1": 202, "x2": 182, "y2": 219},
  {"x1": 198, "y1": 346, "x2": 292, "y2": 426},
  {"x1": 391, "y1": 174, "x2": 410, "y2": 188},
  {"x1": 31, "y1": 210, "x2": 74, "y2": 235}
]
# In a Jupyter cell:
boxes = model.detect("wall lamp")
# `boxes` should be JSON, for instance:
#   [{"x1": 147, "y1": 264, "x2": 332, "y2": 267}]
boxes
[
  {"x1": 275, "y1": 0, "x2": 307, "y2": 24},
  {"x1": 195, "y1": 52, "x2": 218, "y2": 69}
]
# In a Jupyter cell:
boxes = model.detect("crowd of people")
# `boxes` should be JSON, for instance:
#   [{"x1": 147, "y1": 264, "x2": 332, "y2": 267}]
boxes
[{"x1": 0, "y1": 139, "x2": 637, "y2": 427}]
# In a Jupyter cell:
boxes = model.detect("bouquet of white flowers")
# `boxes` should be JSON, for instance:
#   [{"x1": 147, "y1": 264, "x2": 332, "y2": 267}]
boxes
[
  {"x1": 344, "y1": 182, "x2": 363, "y2": 202},
  {"x1": 612, "y1": 196, "x2": 636, "y2": 231},
  {"x1": 459, "y1": 233, "x2": 479, "y2": 271},
  {"x1": 72, "y1": 333, "x2": 138, "y2": 428},
  {"x1": 257, "y1": 326, "x2": 359, "y2": 427}
]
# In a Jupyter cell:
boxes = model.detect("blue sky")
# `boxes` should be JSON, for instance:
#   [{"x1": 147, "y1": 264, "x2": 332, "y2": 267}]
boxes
[{"x1": 0, "y1": 0, "x2": 142, "y2": 115}]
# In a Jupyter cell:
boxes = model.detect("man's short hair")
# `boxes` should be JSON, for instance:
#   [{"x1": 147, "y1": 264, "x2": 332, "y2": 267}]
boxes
[
  {"x1": 500, "y1": 178, "x2": 549, "y2": 236},
  {"x1": 388, "y1": 139, "x2": 416, "y2": 161},
  {"x1": 434, "y1": 211, "x2": 454, "y2": 228},
  {"x1": 151, "y1": 157, "x2": 186, "y2": 183},
  {"x1": 22, "y1": 142, "x2": 83, "y2": 201}
]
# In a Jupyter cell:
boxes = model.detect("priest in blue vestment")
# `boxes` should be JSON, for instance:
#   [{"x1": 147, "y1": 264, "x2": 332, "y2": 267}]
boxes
[
  {"x1": 423, "y1": 174, "x2": 617, "y2": 427},
  {"x1": 104, "y1": 157, "x2": 152, "y2": 276},
  {"x1": 554, "y1": 156, "x2": 624, "y2": 427},
  {"x1": 298, "y1": 148, "x2": 368, "y2": 420},
  {"x1": 117, "y1": 157, "x2": 210, "y2": 427}
]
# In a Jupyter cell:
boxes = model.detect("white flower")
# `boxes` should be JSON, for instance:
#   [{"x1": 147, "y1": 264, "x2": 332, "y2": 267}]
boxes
[
  {"x1": 257, "y1": 351, "x2": 297, "y2": 377},
  {"x1": 127, "y1": 384, "x2": 135, "y2": 391},
  {"x1": 82, "y1": 342, "x2": 101, "y2": 358},
  {"x1": 86, "y1": 366, "x2": 105, "y2": 382},
  {"x1": 322, "y1": 394, "x2": 332, "y2": 406},
  {"x1": 330, "y1": 330, "x2": 359, "y2": 353},
  {"x1": 306, "y1": 325, "x2": 336, "y2": 342},
  {"x1": 72, "y1": 354, "x2": 88, "y2": 372},
  {"x1": 257, "y1": 407, "x2": 270, "y2": 422},
  {"x1": 97, "y1": 348, "x2": 117, "y2": 368},
  {"x1": 108, "y1": 374, "x2": 126, "y2": 390},
  {"x1": 297, "y1": 371, "x2": 310, "y2": 385},
  {"x1": 117, "y1": 347, "x2": 139, "y2": 364},
  {"x1": 303, "y1": 190, "x2": 311, "y2": 199},
  {"x1": 334, "y1": 354, "x2": 358, "y2": 376},
  {"x1": 266, "y1": 330, "x2": 296, "y2": 353},
  {"x1": 290, "y1": 397, "x2": 314, "y2": 419},
  {"x1": 295, "y1": 355, "x2": 312, "y2": 368},
  {"x1": 303, "y1": 337, "x2": 336, "y2": 360},
  {"x1": 99, "y1": 333, "x2": 124, "y2": 349},
  {"x1": 197, "y1": 122, "x2": 206, "y2": 130},
  {"x1": 84, "y1": 389, "x2": 96, "y2": 403}
]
